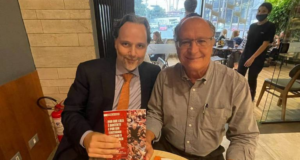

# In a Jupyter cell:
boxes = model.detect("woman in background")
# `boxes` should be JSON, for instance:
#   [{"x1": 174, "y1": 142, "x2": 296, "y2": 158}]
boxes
[
  {"x1": 238, "y1": 2, "x2": 276, "y2": 101},
  {"x1": 150, "y1": 31, "x2": 165, "y2": 62},
  {"x1": 218, "y1": 29, "x2": 227, "y2": 42},
  {"x1": 152, "y1": 31, "x2": 164, "y2": 44},
  {"x1": 231, "y1": 30, "x2": 243, "y2": 45},
  {"x1": 228, "y1": 30, "x2": 244, "y2": 69}
]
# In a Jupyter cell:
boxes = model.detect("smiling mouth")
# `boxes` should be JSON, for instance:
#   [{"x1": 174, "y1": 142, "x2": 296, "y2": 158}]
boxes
[
  {"x1": 185, "y1": 56, "x2": 204, "y2": 60},
  {"x1": 126, "y1": 58, "x2": 137, "y2": 63}
]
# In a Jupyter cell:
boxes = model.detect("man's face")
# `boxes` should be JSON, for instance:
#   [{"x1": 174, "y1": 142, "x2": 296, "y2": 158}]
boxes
[
  {"x1": 115, "y1": 22, "x2": 148, "y2": 71},
  {"x1": 140, "y1": 141, "x2": 145, "y2": 147},
  {"x1": 176, "y1": 18, "x2": 214, "y2": 71},
  {"x1": 132, "y1": 123, "x2": 137, "y2": 129}
]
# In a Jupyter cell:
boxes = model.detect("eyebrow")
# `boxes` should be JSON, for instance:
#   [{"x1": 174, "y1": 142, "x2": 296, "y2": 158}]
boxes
[
  {"x1": 119, "y1": 40, "x2": 146, "y2": 45},
  {"x1": 180, "y1": 37, "x2": 213, "y2": 40}
]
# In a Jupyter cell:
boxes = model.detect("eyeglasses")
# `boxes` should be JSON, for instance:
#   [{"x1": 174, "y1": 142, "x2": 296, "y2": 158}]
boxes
[{"x1": 176, "y1": 37, "x2": 214, "y2": 49}]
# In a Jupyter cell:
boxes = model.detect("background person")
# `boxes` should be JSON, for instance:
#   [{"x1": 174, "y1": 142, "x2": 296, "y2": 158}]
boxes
[{"x1": 237, "y1": 2, "x2": 276, "y2": 101}]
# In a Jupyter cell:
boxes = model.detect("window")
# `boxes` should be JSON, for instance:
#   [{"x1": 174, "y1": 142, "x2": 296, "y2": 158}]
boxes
[
  {"x1": 135, "y1": 0, "x2": 264, "y2": 40},
  {"x1": 202, "y1": 0, "x2": 265, "y2": 39},
  {"x1": 134, "y1": 0, "x2": 204, "y2": 40}
]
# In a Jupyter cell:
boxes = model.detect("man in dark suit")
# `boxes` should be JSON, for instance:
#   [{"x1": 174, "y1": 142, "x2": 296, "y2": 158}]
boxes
[{"x1": 54, "y1": 14, "x2": 161, "y2": 160}]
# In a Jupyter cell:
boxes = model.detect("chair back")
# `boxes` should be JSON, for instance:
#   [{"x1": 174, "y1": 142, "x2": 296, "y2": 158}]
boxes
[
  {"x1": 240, "y1": 39, "x2": 247, "y2": 49},
  {"x1": 289, "y1": 64, "x2": 300, "y2": 79},
  {"x1": 157, "y1": 57, "x2": 168, "y2": 69},
  {"x1": 284, "y1": 64, "x2": 300, "y2": 92},
  {"x1": 225, "y1": 40, "x2": 234, "y2": 48},
  {"x1": 279, "y1": 42, "x2": 290, "y2": 54},
  {"x1": 215, "y1": 32, "x2": 221, "y2": 39},
  {"x1": 163, "y1": 39, "x2": 167, "y2": 44}
]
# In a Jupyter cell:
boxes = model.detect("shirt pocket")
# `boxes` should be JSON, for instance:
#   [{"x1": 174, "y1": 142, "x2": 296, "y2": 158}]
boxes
[{"x1": 200, "y1": 106, "x2": 229, "y2": 131}]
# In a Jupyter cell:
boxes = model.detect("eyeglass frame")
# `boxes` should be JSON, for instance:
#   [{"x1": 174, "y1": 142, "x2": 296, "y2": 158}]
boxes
[{"x1": 175, "y1": 37, "x2": 214, "y2": 49}]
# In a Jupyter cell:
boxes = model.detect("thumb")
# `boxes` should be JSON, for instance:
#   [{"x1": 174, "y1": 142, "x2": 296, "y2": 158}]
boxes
[{"x1": 146, "y1": 152, "x2": 151, "y2": 160}]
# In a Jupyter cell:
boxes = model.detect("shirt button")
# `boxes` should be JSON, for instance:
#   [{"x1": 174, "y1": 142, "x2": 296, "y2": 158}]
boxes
[
  {"x1": 189, "y1": 124, "x2": 192, "y2": 127},
  {"x1": 192, "y1": 88, "x2": 196, "y2": 91},
  {"x1": 191, "y1": 107, "x2": 193, "y2": 110},
  {"x1": 187, "y1": 141, "x2": 190, "y2": 144}
]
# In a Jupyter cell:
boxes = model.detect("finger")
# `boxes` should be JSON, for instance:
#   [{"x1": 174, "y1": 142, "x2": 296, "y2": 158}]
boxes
[
  {"x1": 145, "y1": 145, "x2": 153, "y2": 160},
  {"x1": 145, "y1": 151, "x2": 153, "y2": 160},
  {"x1": 88, "y1": 153, "x2": 114, "y2": 159},
  {"x1": 88, "y1": 148, "x2": 119, "y2": 155},
  {"x1": 91, "y1": 142, "x2": 121, "y2": 149},
  {"x1": 95, "y1": 134, "x2": 119, "y2": 143}
]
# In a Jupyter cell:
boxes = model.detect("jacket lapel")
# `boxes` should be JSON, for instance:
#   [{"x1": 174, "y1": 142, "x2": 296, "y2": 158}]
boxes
[
  {"x1": 101, "y1": 58, "x2": 116, "y2": 111},
  {"x1": 139, "y1": 62, "x2": 150, "y2": 109}
]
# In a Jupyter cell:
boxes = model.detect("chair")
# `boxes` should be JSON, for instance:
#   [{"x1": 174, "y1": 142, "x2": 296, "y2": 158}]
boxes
[
  {"x1": 211, "y1": 56, "x2": 225, "y2": 64},
  {"x1": 215, "y1": 32, "x2": 221, "y2": 39},
  {"x1": 225, "y1": 40, "x2": 234, "y2": 48},
  {"x1": 278, "y1": 42, "x2": 290, "y2": 68},
  {"x1": 150, "y1": 54, "x2": 166, "y2": 62},
  {"x1": 279, "y1": 42, "x2": 290, "y2": 54},
  {"x1": 157, "y1": 57, "x2": 168, "y2": 69},
  {"x1": 163, "y1": 38, "x2": 168, "y2": 44},
  {"x1": 256, "y1": 65, "x2": 300, "y2": 121}
]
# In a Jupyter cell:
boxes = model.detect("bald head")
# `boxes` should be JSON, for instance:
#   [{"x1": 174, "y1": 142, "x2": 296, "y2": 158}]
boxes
[{"x1": 174, "y1": 17, "x2": 215, "y2": 41}]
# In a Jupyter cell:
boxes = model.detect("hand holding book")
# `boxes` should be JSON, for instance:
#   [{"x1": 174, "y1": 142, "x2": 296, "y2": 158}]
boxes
[
  {"x1": 104, "y1": 109, "x2": 147, "y2": 160},
  {"x1": 83, "y1": 131, "x2": 121, "y2": 159}
]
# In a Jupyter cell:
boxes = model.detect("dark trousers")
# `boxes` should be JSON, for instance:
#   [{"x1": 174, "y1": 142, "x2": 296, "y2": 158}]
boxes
[
  {"x1": 238, "y1": 55, "x2": 265, "y2": 100},
  {"x1": 153, "y1": 136, "x2": 225, "y2": 160}
]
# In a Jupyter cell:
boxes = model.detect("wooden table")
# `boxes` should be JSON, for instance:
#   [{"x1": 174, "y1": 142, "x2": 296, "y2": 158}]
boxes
[{"x1": 151, "y1": 150, "x2": 187, "y2": 160}]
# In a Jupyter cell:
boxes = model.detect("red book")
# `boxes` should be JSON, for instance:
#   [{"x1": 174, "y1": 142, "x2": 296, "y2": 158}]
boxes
[{"x1": 104, "y1": 109, "x2": 147, "y2": 160}]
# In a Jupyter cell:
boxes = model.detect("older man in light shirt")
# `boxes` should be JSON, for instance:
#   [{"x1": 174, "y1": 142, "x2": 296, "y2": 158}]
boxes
[{"x1": 145, "y1": 17, "x2": 259, "y2": 160}]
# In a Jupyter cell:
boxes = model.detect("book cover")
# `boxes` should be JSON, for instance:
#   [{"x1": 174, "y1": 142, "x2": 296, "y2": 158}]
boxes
[{"x1": 104, "y1": 109, "x2": 147, "y2": 160}]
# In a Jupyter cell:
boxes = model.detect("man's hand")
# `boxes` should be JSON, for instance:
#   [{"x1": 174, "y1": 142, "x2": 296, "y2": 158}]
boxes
[
  {"x1": 244, "y1": 57, "x2": 255, "y2": 67},
  {"x1": 83, "y1": 131, "x2": 121, "y2": 158},
  {"x1": 145, "y1": 141, "x2": 154, "y2": 160},
  {"x1": 145, "y1": 130, "x2": 156, "y2": 160}
]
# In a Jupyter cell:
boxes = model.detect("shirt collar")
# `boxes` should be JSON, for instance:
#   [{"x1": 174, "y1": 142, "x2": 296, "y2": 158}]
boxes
[
  {"x1": 179, "y1": 61, "x2": 214, "y2": 83},
  {"x1": 116, "y1": 60, "x2": 139, "y2": 77}
]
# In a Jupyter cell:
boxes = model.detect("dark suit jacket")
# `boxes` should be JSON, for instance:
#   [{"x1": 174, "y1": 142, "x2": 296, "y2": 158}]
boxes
[{"x1": 54, "y1": 58, "x2": 160, "y2": 160}]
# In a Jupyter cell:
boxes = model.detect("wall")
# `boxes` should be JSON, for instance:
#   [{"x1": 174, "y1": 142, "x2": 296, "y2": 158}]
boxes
[
  {"x1": 18, "y1": 0, "x2": 97, "y2": 101},
  {"x1": 0, "y1": 0, "x2": 57, "y2": 159},
  {"x1": 0, "y1": 71, "x2": 57, "y2": 160},
  {"x1": 0, "y1": 0, "x2": 35, "y2": 85}
]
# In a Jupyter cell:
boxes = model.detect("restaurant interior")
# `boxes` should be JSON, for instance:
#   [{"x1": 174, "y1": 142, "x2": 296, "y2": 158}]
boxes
[{"x1": 0, "y1": 0, "x2": 300, "y2": 159}]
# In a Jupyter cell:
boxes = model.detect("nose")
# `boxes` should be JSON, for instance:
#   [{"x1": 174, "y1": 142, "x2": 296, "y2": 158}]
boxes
[
  {"x1": 189, "y1": 40, "x2": 198, "y2": 54},
  {"x1": 128, "y1": 46, "x2": 137, "y2": 57}
]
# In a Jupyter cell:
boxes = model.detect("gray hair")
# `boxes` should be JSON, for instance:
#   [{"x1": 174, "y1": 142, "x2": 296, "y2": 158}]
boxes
[
  {"x1": 113, "y1": 14, "x2": 151, "y2": 44},
  {"x1": 174, "y1": 18, "x2": 215, "y2": 41}
]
